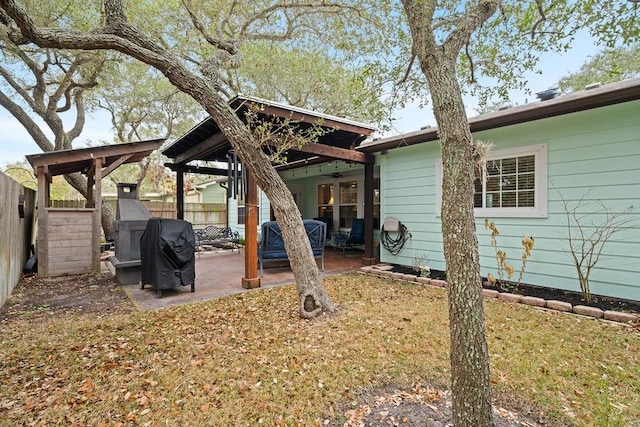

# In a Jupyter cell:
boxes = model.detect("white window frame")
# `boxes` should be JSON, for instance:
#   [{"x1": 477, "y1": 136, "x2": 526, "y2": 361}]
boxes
[
  {"x1": 435, "y1": 143, "x2": 548, "y2": 218},
  {"x1": 316, "y1": 181, "x2": 334, "y2": 220},
  {"x1": 338, "y1": 179, "x2": 359, "y2": 228},
  {"x1": 316, "y1": 176, "x2": 364, "y2": 231}
]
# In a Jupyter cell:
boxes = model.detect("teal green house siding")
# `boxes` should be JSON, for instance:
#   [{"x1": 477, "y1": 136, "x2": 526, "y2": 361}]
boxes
[
  {"x1": 200, "y1": 183, "x2": 226, "y2": 204},
  {"x1": 378, "y1": 98, "x2": 640, "y2": 301},
  {"x1": 228, "y1": 190, "x2": 271, "y2": 239},
  {"x1": 378, "y1": 143, "x2": 443, "y2": 267}
]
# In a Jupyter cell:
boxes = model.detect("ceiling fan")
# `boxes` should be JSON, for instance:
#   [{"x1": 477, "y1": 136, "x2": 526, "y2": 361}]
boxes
[{"x1": 323, "y1": 172, "x2": 343, "y2": 178}]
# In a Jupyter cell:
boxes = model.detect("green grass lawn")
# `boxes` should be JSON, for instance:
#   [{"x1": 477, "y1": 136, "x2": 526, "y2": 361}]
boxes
[{"x1": 1, "y1": 274, "x2": 638, "y2": 426}]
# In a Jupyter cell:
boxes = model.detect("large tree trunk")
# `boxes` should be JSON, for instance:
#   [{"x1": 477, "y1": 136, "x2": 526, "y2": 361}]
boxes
[
  {"x1": 198, "y1": 96, "x2": 336, "y2": 318},
  {"x1": 263, "y1": 169, "x2": 336, "y2": 318},
  {"x1": 400, "y1": 1, "x2": 498, "y2": 423},
  {"x1": 423, "y1": 58, "x2": 494, "y2": 426}
]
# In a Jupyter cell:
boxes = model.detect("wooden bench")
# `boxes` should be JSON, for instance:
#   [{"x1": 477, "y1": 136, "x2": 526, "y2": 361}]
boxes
[
  {"x1": 194, "y1": 225, "x2": 240, "y2": 253},
  {"x1": 258, "y1": 220, "x2": 326, "y2": 277}
]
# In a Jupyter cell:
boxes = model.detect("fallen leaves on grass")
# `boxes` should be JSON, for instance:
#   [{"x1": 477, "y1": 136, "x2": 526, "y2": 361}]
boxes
[{"x1": 0, "y1": 274, "x2": 638, "y2": 426}]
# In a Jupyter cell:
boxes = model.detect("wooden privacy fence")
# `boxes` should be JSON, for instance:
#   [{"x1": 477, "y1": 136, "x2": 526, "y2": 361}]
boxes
[
  {"x1": 0, "y1": 172, "x2": 36, "y2": 308},
  {"x1": 50, "y1": 200, "x2": 227, "y2": 229}
]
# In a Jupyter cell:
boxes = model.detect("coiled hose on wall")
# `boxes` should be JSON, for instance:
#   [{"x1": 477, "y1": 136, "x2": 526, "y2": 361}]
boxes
[{"x1": 380, "y1": 222, "x2": 411, "y2": 256}]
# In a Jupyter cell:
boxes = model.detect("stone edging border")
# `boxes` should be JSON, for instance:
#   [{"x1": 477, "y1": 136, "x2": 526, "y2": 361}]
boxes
[{"x1": 359, "y1": 265, "x2": 639, "y2": 326}]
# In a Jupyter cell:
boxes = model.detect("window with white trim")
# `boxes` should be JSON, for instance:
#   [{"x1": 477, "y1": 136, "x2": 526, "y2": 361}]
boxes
[
  {"x1": 317, "y1": 183, "x2": 334, "y2": 219},
  {"x1": 435, "y1": 144, "x2": 548, "y2": 218},
  {"x1": 338, "y1": 180, "x2": 358, "y2": 228},
  {"x1": 237, "y1": 196, "x2": 246, "y2": 225}
]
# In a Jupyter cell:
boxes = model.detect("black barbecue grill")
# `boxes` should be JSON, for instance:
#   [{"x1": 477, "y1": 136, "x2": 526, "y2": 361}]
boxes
[{"x1": 140, "y1": 217, "x2": 196, "y2": 297}]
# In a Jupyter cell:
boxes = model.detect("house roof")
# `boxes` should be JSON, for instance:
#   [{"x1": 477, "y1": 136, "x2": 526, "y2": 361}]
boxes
[
  {"x1": 25, "y1": 139, "x2": 165, "y2": 177},
  {"x1": 162, "y1": 95, "x2": 376, "y2": 168},
  {"x1": 358, "y1": 77, "x2": 640, "y2": 153}
]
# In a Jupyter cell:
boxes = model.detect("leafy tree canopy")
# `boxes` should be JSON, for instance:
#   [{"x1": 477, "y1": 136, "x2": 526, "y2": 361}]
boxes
[
  {"x1": 3, "y1": 161, "x2": 82, "y2": 199},
  {"x1": 89, "y1": 0, "x2": 404, "y2": 126},
  {"x1": 558, "y1": 42, "x2": 640, "y2": 93}
]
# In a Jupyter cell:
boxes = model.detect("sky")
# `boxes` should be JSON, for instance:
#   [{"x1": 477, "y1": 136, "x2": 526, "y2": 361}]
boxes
[
  {"x1": 387, "y1": 34, "x2": 600, "y2": 133},
  {"x1": 0, "y1": 35, "x2": 600, "y2": 169}
]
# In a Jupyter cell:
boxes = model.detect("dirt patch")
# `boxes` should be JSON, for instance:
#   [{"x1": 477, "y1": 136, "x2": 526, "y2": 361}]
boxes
[
  {"x1": 327, "y1": 384, "x2": 557, "y2": 426},
  {"x1": 0, "y1": 272, "x2": 136, "y2": 322}
]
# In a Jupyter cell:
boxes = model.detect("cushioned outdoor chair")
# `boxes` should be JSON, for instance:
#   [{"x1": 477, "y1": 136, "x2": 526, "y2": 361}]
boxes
[
  {"x1": 333, "y1": 218, "x2": 365, "y2": 255},
  {"x1": 313, "y1": 216, "x2": 333, "y2": 240},
  {"x1": 258, "y1": 219, "x2": 326, "y2": 277}
]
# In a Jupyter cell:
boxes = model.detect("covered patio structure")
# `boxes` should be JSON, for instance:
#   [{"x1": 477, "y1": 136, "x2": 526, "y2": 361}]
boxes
[
  {"x1": 162, "y1": 95, "x2": 377, "y2": 289},
  {"x1": 26, "y1": 140, "x2": 164, "y2": 277}
]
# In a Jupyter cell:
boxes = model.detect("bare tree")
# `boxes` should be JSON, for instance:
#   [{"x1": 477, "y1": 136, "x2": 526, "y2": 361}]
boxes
[{"x1": 559, "y1": 192, "x2": 636, "y2": 302}]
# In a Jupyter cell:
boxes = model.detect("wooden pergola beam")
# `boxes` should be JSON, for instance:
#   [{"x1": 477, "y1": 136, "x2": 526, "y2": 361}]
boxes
[
  {"x1": 291, "y1": 143, "x2": 373, "y2": 164},
  {"x1": 174, "y1": 132, "x2": 227, "y2": 164},
  {"x1": 102, "y1": 153, "x2": 133, "y2": 177},
  {"x1": 256, "y1": 104, "x2": 373, "y2": 136},
  {"x1": 164, "y1": 163, "x2": 229, "y2": 177}
]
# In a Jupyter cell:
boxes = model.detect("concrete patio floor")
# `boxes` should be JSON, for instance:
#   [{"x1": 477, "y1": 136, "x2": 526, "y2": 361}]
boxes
[{"x1": 110, "y1": 247, "x2": 366, "y2": 310}]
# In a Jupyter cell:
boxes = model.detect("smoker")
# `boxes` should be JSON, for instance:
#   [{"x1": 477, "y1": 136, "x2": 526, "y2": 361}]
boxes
[
  {"x1": 109, "y1": 183, "x2": 152, "y2": 285},
  {"x1": 140, "y1": 217, "x2": 196, "y2": 297}
]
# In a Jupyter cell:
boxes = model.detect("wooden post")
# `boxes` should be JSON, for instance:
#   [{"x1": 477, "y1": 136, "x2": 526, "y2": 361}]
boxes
[
  {"x1": 242, "y1": 170, "x2": 260, "y2": 289},
  {"x1": 92, "y1": 158, "x2": 102, "y2": 272},
  {"x1": 176, "y1": 169, "x2": 184, "y2": 220},
  {"x1": 36, "y1": 166, "x2": 49, "y2": 276},
  {"x1": 86, "y1": 164, "x2": 95, "y2": 208},
  {"x1": 362, "y1": 162, "x2": 376, "y2": 265}
]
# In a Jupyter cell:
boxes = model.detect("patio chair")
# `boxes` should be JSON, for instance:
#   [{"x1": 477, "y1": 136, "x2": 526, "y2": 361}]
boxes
[
  {"x1": 333, "y1": 218, "x2": 365, "y2": 255},
  {"x1": 258, "y1": 219, "x2": 326, "y2": 277},
  {"x1": 313, "y1": 216, "x2": 333, "y2": 240}
]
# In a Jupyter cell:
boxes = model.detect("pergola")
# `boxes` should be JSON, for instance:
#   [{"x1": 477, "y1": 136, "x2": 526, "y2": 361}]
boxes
[
  {"x1": 26, "y1": 140, "x2": 164, "y2": 277},
  {"x1": 163, "y1": 95, "x2": 376, "y2": 289}
]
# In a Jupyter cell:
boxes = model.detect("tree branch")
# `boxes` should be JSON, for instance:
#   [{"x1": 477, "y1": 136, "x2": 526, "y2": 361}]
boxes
[
  {"x1": 0, "y1": 0, "x2": 207, "y2": 104},
  {"x1": 464, "y1": 40, "x2": 477, "y2": 83},
  {"x1": 181, "y1": 0, "x2": 238, "y2": 54},
  {"x1": 0, "y1": 63, "x2": 40, "y2": 112},
  {"x1": 238, "y1": 2, "x2": 363, "y2": 42},
  {"x1": 443, "y1": 0, "x2": 499, "y2": 58},
  {"x1": 47, "y1": 57, "x2": 84, "y2": 114},
  {"x1": 65, "y1": 89, "x2": 86, "y2": 141},
  {"x1": 401, "y1": 0, "x2": 438, "y2": 60},
  {"x1": 530, "y1": 0, "x2": 547, "y2": 40},
  {"x1": 396, "y1": 53, "x2": 416, "y2": 85},
  {"x1": 238, "y1": 2, "x2": 344, "y2": 38}
]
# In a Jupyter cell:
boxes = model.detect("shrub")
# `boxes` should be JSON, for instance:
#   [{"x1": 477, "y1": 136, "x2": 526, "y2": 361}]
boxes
[{"x1": 484, "y1": 218, "x2": 534, "y2": 293}]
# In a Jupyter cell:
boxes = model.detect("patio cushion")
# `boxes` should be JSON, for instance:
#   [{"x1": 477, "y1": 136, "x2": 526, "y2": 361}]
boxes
[{"x1": 258, "y1": 219, "x2": 326, "y2": 276}]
